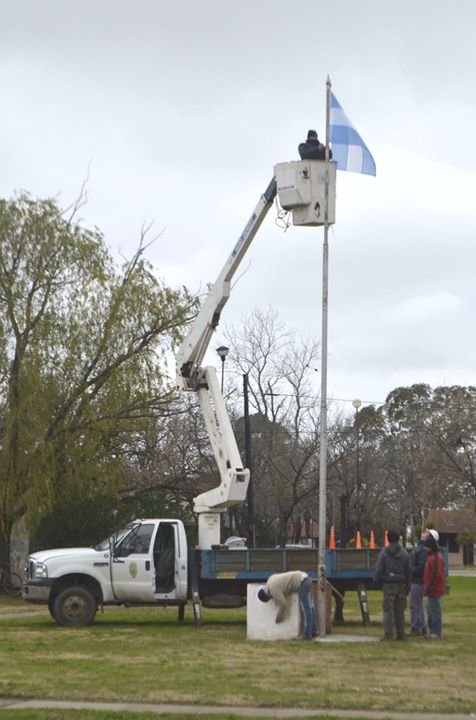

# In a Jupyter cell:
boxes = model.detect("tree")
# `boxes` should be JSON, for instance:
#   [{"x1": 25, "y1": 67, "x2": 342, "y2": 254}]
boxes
[
  {"x1": 331, "y1": 383, "x2": 476, "y2": 539},
  {"x1": 0, "y1": 192, "x2": 195, "y2": 559},
  {"x1": 224, "y1": 308, "x2": 321, "y2": 545}
]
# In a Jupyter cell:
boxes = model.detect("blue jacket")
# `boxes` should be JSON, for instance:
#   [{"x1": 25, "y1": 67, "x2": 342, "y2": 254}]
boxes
[
  {"x1": 410, "y1": 541, "x2": 427, "y2": 585},
  {"x1": 298, "y1": 139, "x2": 332, "y2": 161}
]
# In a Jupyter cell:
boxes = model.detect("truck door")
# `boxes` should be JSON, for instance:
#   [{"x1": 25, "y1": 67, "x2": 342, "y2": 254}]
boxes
[
  {"x1": 153, "y1": 521, "x2": 187, "y2": 600},
  {"x1": 111, "y1": 522, "x2": 156, "y2": 602}
]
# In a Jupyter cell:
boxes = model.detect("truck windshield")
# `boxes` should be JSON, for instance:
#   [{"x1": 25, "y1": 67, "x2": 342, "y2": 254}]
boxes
[{"x1": 95, "y1": 523, "x2": 141, "y2": 552}]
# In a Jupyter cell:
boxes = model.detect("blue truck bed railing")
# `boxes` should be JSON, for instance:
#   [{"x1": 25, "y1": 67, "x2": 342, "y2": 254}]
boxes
[{"x1": 200, "y1": 547, "x2": 381, "y2": 581}]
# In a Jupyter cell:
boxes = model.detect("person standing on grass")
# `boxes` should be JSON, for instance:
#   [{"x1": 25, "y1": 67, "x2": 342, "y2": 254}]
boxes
[
  {"x1": 373, "y1": 529, "x2": 411, "y2": 641},
  {"x1": 423, "y1": 532, "x2": 446, "y2": 639},
  {"x1": 258, "y1": 570, "x2": 317, "y2": 640},
  {"x1": 409, "y1": 528, "x2": 439, "y2": 636}
]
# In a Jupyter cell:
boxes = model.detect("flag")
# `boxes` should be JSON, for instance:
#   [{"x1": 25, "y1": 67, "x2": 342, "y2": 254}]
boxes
[{"x1": 330, "y1": 92, "x2": 376, "y2": 176}]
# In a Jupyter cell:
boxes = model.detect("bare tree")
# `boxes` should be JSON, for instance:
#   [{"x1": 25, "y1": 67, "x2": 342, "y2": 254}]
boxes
[{"x1": 224, "y1": 308, "x2": 321, "y2": 545}]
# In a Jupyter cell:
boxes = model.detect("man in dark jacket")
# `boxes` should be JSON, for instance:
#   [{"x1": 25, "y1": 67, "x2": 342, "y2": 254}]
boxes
[
  {"x1": 409, "y1": 528, "x2": 438, "y2": 636},
  {"x1": 298, "y1": 130, "x2": 332, "y2": 161},
  {"x1": 374, "y1": 529, "x2": 411, "y2": 640}
]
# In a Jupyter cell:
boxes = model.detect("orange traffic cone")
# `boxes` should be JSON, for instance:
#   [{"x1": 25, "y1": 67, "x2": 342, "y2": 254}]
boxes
[
  {"x1": 329, "y1": 525, "x2": 336, "y2": 550},
  {"x1": 355, "y1": 530, "x2": 362, "y2": 549},
  {"x1": 384, "y1": 530, "x2": 389, "y2": 547},
  {"x1": 369, "y1": 529, "x2": 376, "y2": 549}
]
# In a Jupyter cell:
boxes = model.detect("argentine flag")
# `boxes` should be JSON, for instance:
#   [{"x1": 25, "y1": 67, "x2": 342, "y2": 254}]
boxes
[{"x1": 330, "y1": 93, "x2": 376, "y2": 176}]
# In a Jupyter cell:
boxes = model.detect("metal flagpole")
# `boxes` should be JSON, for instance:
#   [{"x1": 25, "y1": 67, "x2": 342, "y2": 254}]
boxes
[{"x1": 317, "y1": 76, "x2": 332, "y2": 638}]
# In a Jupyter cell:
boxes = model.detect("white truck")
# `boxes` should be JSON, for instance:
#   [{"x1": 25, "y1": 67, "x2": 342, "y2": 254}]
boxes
[{"x1": 22, "y1": 162, "x2": 357, "y2": 627}]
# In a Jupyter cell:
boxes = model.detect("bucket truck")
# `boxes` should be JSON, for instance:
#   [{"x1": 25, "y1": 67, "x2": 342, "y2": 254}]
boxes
[{"x1": 21, "y1": 160, "x2": 392, "y2": 627}]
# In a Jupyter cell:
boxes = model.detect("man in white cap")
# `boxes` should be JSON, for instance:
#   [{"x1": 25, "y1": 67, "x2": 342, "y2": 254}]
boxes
[{"x1": 258, "y1": 570, "x2": 317, "y2": 640}]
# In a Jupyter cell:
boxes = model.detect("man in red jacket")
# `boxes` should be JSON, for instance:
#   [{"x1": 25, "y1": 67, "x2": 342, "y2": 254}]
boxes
[{"x1": 423, "y1": 533, "x2": 446, "y2": 639}]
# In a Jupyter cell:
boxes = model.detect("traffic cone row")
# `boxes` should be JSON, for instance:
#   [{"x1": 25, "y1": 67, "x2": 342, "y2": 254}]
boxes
[{"x1": 326, "y1": 528, "x2": 391, "y2": 549}]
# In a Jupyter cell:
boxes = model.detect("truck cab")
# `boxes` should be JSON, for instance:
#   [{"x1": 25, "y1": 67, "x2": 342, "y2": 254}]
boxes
[{"x1": 22, "y1": 519, "x2": 189, "y2": 626}]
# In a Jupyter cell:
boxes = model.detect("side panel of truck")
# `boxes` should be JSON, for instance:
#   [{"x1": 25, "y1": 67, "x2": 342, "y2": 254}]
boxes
[
  {"x1": 111, "y1": 520, "x2": 188, "y2": 603},
  {"x1": 199, "y1": 547, "x2": 380, "y2": 582}
]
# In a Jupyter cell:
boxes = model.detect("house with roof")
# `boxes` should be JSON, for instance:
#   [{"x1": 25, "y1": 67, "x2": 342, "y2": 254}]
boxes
[{"x1": 426, "y1": 508, "x2": 476, "y2": 566}]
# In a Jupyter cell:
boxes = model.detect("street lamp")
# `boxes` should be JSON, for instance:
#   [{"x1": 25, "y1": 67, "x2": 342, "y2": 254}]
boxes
[
  {"x1": 352, "y1": 399, "x2": 362, "y2": 533},
  {"x1": 243, "y1": 372, "x2": 255, "y2": 548},
  {"x1": 216, "y1": 345, "x2": 229, "y2": 392}
]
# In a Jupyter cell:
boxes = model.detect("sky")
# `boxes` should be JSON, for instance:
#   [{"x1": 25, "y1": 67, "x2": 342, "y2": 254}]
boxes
[{"x1": 2, "y1": 0, "x2": 476, "y2": 413}]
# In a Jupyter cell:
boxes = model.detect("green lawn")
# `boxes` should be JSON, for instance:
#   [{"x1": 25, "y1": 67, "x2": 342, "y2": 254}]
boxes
[{"x1": 0, "y1": 578, "x2": 474, "y2": 715}]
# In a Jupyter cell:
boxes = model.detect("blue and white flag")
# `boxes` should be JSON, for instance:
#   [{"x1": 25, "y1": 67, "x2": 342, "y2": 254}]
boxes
[{"x1": 330, "y1": 93, "x2": 376, "y2": 176}]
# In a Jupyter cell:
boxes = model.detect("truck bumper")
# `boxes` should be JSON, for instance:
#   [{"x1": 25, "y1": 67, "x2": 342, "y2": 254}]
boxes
[{"x1": 22, "y1": 578, "x2": 54, "y2": 604}]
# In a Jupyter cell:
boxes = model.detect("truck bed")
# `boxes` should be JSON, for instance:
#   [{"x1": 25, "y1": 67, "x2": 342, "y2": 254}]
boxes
[{"x1": 200, "y1": 547, "x2": 381, "y2": 587}]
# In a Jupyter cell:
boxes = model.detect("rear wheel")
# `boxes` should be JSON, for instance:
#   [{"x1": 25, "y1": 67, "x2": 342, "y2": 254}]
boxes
[
  {"x1": 52, "y1": 586, "x2": 97, "y2": 626},
  {"x1": 3, "y1": 571, "x2": 22, "y2": 597}
]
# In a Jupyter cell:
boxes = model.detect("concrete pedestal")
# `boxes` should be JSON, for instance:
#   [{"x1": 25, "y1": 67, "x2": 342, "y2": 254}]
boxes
[{"x1": 246, "y1": 583, "x2": 300, "y2": 641}]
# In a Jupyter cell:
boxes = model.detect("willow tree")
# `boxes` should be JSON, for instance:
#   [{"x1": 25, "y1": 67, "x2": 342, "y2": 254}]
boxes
[{"x1": 0, "y1": 193, "x2": 194, "y2": 557}]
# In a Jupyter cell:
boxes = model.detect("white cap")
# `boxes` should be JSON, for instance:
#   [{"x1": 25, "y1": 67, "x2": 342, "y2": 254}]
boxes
[{"x1": 428, "y1": 528, "x2": 439, "y2": 542}]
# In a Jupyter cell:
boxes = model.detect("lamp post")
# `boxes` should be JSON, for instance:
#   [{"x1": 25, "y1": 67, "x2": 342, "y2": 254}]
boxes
[
  {"x1": 243, "y1": 372, "x2": 255, "y2": 548},
  {"x1": 216, "y1": 345, "x2": 231, "y2": 533},
  {"x1": 352, "y1": 399, "x2": 362, "y2": 533},
  {"x1": 216, "y1": 345, "x2": 229, "y2": 393}
]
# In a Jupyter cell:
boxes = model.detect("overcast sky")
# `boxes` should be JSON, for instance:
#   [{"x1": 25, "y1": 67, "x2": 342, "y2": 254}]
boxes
[{"x1": 2, "y1": 0, "x2": 476, "y2": 412}]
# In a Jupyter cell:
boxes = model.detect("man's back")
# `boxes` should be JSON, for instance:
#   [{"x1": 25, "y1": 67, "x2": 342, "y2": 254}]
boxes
[{"x1": 375, "y1": 542, "x2": 411, "y2": 586}]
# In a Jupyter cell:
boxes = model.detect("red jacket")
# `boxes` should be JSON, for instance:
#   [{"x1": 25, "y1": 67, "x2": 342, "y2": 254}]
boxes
[{"x1": 423, "y1": 551, "x2": 445, "y2": 597}]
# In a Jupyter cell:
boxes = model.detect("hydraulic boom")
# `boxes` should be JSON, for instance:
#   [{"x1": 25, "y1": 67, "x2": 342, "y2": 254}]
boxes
[{"x1": 175, "y1": 178, "x2": 277, "y2": 548}]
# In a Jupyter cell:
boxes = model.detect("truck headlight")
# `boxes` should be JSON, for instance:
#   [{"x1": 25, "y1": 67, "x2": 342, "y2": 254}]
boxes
[{"x1": 34, "y1": 563, "x2": 48, "y2": 578}]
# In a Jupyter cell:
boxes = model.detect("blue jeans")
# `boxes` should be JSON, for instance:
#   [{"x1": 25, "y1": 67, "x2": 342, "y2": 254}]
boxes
[
  {"x1": 410, "y1": 583, "x2": 427, "y2": 634},
  {"x1": 427, "y1": 596, "x2": 442, "y2": 636},
  {"x1": 298, "y1": 576, "x2": 317, "y2": 638}
]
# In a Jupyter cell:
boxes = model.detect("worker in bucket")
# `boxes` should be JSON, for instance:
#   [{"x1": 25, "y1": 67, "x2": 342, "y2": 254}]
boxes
[
  {"x1": 258, "y1": 570, "x2": 317, "y2": 640},
  {"x1": 298, "y1": 129, "x2": 332, "y2": 161}
]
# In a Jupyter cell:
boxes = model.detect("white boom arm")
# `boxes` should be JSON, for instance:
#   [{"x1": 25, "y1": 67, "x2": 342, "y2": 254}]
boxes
[
  {"x1": 175, "y1": 178, "x2": 277, "y2": 547},
  {"x1": 176, "y1": 178, "x2": 277, "y2": 390}
]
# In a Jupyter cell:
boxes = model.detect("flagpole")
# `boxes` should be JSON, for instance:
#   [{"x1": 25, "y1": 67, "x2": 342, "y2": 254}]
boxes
[{"x1": 317, "y1": 75, "x2": 332, "y2": 638}]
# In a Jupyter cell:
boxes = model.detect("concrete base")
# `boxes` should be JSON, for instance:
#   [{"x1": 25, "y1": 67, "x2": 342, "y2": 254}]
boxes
[{"x1": 246, "y1": 583, "x2": 300, "y2": 641}]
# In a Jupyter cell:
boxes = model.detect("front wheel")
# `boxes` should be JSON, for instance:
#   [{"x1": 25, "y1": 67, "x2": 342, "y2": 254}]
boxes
[{"x1": 52, "y1": 586, "x2": 97, "y2": 626}]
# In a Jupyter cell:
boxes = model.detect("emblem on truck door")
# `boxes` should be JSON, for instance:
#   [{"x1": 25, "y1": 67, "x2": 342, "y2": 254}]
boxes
[{"x1": 129, "y1": 562, "x2": 138, "y2": 578}]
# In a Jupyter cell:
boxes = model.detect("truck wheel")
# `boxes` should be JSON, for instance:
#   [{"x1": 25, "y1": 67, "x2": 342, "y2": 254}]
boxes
[
  {"x1": 48, "y1": 596, "x2": 56, "y2": 620},
  {"x1": 53, "y1": 586, "x2": 97, "y2": 627}
]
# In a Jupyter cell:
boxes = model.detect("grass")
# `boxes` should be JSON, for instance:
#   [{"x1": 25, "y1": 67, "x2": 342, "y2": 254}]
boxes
[{"x1": 0, "y1": 579, "x2": 474, "y2": 716}]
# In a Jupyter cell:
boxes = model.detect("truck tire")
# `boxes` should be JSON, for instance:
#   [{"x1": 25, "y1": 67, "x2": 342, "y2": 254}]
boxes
[
  {"x1": 53, "y1": 586, "x2": 97, "y2": 627},
  {"x1": 48, "y1": 596, "x2": 56, "y2": 620}
]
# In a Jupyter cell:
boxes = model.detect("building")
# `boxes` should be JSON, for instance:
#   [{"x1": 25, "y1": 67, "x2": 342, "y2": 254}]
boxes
[{"x1": 426, "y1": 509, "x2": 476, "y2": 566}]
